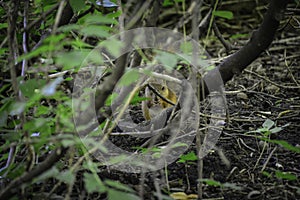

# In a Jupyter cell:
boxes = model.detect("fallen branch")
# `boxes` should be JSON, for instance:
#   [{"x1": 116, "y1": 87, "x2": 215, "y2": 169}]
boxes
[{"x1": 203, "y1": 0, "x2": 291, "y2": 95}]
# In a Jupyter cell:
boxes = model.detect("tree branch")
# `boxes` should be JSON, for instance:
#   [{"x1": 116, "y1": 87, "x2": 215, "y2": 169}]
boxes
[
  {"x1": 0, "y1": 147, "x2": 68, "y2": 199},
  {"x1": 203, "y1": 0, "x2": 290, "y2": 95}
]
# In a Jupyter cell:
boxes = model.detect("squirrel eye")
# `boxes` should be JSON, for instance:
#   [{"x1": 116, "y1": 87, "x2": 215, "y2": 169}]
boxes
[{"x1": 161, "y1": 86, "x2": 165, "y2": 91}]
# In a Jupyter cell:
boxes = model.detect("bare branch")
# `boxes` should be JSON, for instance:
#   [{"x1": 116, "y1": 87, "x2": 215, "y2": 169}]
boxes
[
  {"x1": 203, "y1": 0, "x2": 290, "y2": 96},
  {"x1": 0, "y1": 147, "x2": 68, "y2": 199}
]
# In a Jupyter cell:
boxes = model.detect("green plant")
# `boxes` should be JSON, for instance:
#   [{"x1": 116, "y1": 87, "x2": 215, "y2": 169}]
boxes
[
  {"x1": 0, "y1": 1, "x2": 143, "y2": 198},
  {"x1": 177, "y1": 151, "x2": 197, "y2": 164},
  {"x1": 247, "y1": 118, "x2": 286, "y2": 137},
  {"x1": 247, "y1": 119, "x2": 300, "y2": 153}
]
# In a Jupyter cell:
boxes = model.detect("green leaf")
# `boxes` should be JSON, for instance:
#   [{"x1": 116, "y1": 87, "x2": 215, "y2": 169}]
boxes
[
  {"x1": 35, "y1": 105, "x2": 50, "y2": 116},
  {"x1": 86, "y1": 49, "x2": 104, "y2": 65},
  {"x1": 1, "y1": 129, "x2": 22, "y2": 142},
  {"x1": 105, "y1": 180, "x2": 135, "y2": 192},
  {"x1": 107, "y1": 9, "x2": 122, "y2": 18},
  {"x1": 61, "y1": 138, "x2": 76, "y2": 147},
  {"x1": 34, "y1": 118, "x2": 52, "y2": 129},
  {"x1": 81, "y1": 137, "x2": 108, "y2": 153},
  {"x1": 69, "y1": 0, "x2": 86, "y2": 12},
  {"x1": 18, "y1": 34, "x2": 66, "y2": 62},
  {"x1": 44, "y1": 33, "x2": 66, "y2": 44},
  {"x1": 262, "y1": 171, "x2": 272, "y2": 178},
  {"x1": 55, "y1": 50, "x2": 90, "y2": 70},
  {"x1": 152, "y1": 152, "x2": 162, "y2": 159},
  {"x1": 275, "y1": 171, "x2": 297, "y2": 181},
  {"x1": 259, "y1": 138, "x2": 300, "y2": 153},
  {"x1": 0, "y1": 23, "x2": 8, "y2": 29},
  {"x1": 18, "y1": 46, "x2": 53, "y2": 62},
  {"x1": 257, "y1": 127, "x2": 268, "y2": 133},
  {"x1": 85, "y1": 15, "x2": 118, "y2": 25},
  {"x1": 180, "y1": 42, "x2": 193, "y2": 54},
  {"x1": 71, "y1": 38, "x2": 94, "y2": 49},
  {"x1": 57, "y1": 170, "x2": 75, "y2": 185},
  {"x1": 23, "y1": 118, "x2": 54, "y2": 137},
  {"x1": 84, "y1": 172, "x2": 106, "y2": 193},
  {"x1": 213, "y1": 10, "x2": 234, "y2": 20},
  {"x1": 171, "y1": 142, "x2": 189, "y2": 148},
  {"x1": 100, "y1": 38, "x2": 123, "y2": 58},
  {"x1": 205, "y1": 65, "x2": 215, "y2": 71},
  {"x1": 230, "y1": 33, "x2": 249, "y2": 39},
  {"x1": 105, "y1": 92, "x2": 119, "y2": 106},
  {"x1": 106, "y1": 155, "x2": 128, "y2": 165},
  {"x1": 58, "y1": 24, "x2": 82, "y2": 33},
  {"x1": 178, "y1": 151, "x2": 197, "y2": 163},
  {"x1": 107, "y1": 189, "x2": 140, "y2": 200},
  {"x1": 259, "y1": 137, "x2": 299, "y2": 152},
  {"x1": 118, "y1": 69, "x2": 140, "y2": 86},
  {"x1": 162, "y1": 0, "x2": 174, "y2": 6},
  {"x1": 130, "y1": 94, "x2": 148, "y2": 105},
  {"x1": 154, "y1": 51, "x2": 178, "y2": 71},
  {"x1": 270, "y1": 127, "x2": 282, "y2": 134},
  {"x1": 199, "y1": 179, "x2": 222, "y2": 187},
  {"x1": 80, "y1": 25, "x2": 110, "y2": 38},
  {"x1": 262, "y1": 119, "x2": 274, "y2": 129},
  {"x1": 19, "y1": 79, "x2": 46, "y2": 98},
  {"x1": 82, "y1": 160, "x2": 100, "y2": 173},
  {"x1": 9, "y1": 101, "x2": 26, "y2": 116}
]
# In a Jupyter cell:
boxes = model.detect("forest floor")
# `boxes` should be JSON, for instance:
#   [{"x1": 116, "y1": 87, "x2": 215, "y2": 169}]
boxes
[
  {"x1": 94, "y1": 12, "x2": 300, "y2": 198},
  {"x1": 4, "y1": 2, "x2": 299, "y2": 200},
  {"x1": 95, "y1": 29, "x2": 300, "y2": 199}
]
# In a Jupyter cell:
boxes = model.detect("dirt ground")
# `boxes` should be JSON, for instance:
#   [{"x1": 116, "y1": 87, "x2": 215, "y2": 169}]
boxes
[
  {"x1": 90, "y1": 28, "x2": 300, "y2": 199},
  {"x1": 3, "y1": 1, "x2": 299, "y2": 199},
  {"x1": 92, "y1": 2, "x2": 300, "y2": 198},
  {"x1": 95, "y1": 7, "x2": 300, "y2": 198}
]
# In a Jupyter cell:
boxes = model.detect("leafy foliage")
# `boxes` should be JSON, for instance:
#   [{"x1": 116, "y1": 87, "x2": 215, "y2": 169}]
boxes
[
  {"x1": 0, "y1": 1, "x2": 139, "y2": 199},
  {"x1": 0, "y1": 0, "x2": 299, "y2": 199}
]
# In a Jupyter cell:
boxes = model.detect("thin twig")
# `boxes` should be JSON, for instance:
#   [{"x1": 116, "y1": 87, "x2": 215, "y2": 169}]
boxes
[
  {"x1": 261, "y1": 146, "x2": 277, "y2": 172},
  {"x1": 125, "y1": 1, "x2": 152, "y2": 30},
  {"x1": 139, "y1": 68, "x2": 182, "y2": 84},
  {"x1": 213, "y1": 22, "x2": 232, "y2": 52},
  {"x1": 244, "y1": 69, "x2": 300, "y2": 89},
  {"x1": 0, "y1": 147, "x2": 68, "y2": 199},
  {"x1": 52, "y1": 0, "x2": 66, "y2": 34},
  {"x1": 21, "y1": 0, "x2": 29, "y2": 77},
  {"x1": 25, "y1": 3, "x2": 59, "y2": 32},
  {"x1": 3, "y1": 0, "x2": 20, "y2": 176}
]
